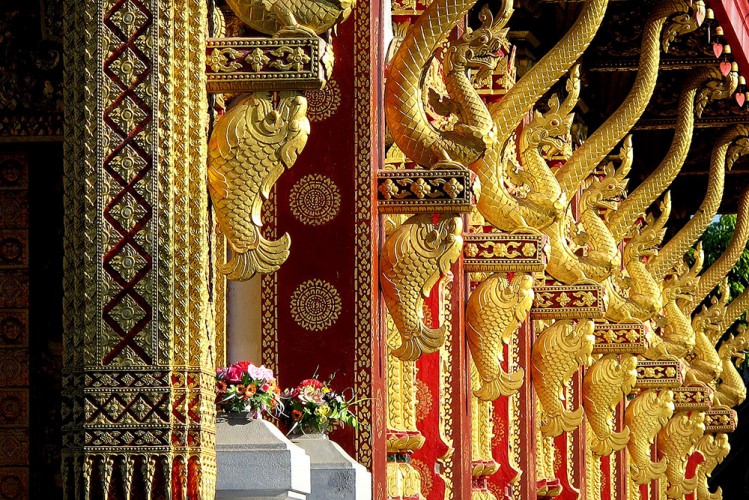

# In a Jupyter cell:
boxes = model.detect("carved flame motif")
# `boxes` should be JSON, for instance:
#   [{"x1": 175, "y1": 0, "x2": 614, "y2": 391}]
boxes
[
  {"x1": 625, "y1": 389, "x2": 675, "y2": 484},
  {"x1": 467, "y1": 273, "x2": 534, "y2": 401},
  {"x1": 208, "y1": 91, "x2": 310, "y2": 280},
  {"x1": 531, "y1": 319, "x2": 595, "y2": 437},
  {"x1": 582, "y1": 353, "x2": 638, "y2": 456},
  {"x1": 380, "y1": 213, "x2": 463, "y2": 361}
]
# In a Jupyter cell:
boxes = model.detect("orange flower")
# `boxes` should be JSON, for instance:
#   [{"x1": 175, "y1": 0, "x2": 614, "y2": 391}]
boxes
[
  {"x1": 243, "y1": 384, "x2": 257, "y2": 399},
  {"x1": 216, "y1": 381, "x2": 227, "y2": 393},
  {"x1": 291, "y1": 410, "x2": 303, "y2": 421},
  {"x1": 237, "y1": 384, "x2": 246, "y2": 394}
]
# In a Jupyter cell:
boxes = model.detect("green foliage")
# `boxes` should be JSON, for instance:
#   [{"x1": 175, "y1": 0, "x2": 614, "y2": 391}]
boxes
[
  {"x1": 700, "y1": 215, "x2": 749, "y2": 298},
  {"x1": 696, "y1": 215, "x2": 749, "y2": 332}
]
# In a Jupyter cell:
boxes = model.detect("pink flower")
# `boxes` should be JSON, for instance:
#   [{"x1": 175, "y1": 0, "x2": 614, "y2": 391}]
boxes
[
  {"x1": 261, "y1": 383, "x2": 270, "y2": 392},
  {"x1": 248, "y1": 364, "x2": 275, "y2": 382}
]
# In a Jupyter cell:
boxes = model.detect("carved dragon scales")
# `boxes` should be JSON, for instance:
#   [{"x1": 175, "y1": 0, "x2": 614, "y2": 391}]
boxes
[
  {"x1": 582, "y1": 353, "x2": 638, "y2": 456},
  {"x1": 625, "y1": 389, "x2": 675, "y2": 484},
  {"x1": 208, "y1": 92, "x2": 310, "y2": 280},
  {"x1": 380, "y1": 213, "x2": 463, "y2": 361},
  {"x1": 607, "y1": 67, "x2": 738, "y2": 242},
  {"x1": 472, "y1": 0, "x2": 610, "y2": 230},
  {"x1": 467, "y1": 273, "x2": 534, "y2": 400},
  {"x1": 531, "y1": 319, "x2": 595, "y2": 437}
]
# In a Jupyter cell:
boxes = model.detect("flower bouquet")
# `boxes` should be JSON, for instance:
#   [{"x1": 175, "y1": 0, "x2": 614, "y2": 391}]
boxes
[
  {"x1": 280, "y1": 376, "x2": 359, "y2": 435},
  {"x1": 215, "y1": 361, "x2": 282, "y2": 418}
]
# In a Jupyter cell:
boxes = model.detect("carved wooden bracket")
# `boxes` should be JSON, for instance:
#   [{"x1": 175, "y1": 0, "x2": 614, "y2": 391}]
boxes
[
  {"x1": 377, "y1": 168, "x2": 477, "y2": 214},
  {"x1": 704, "y1": 405, "x2": 738, "y2": 433},
  {"x1": 206, "y1": 36, "x2": 330, "y2": 93},
  {"x1": 463, "y1": 232, "x2": 548, "y2": 272},
  {"x1": 592, "y1": 321, "x2": 648, "y2": 354},
  {"x1": 530, "y1": 283, "x2": 605, "y2": 320},
  {"x1": 673, "y1": 384, "x2": 714, "y2": 411},
  {"x1": 634, "y1": 359, "x2": 685, "y2": 389}
]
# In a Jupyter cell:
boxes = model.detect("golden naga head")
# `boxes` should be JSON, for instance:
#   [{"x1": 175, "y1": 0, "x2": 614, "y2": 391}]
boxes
[
  {"x1": 582, "y1": 137, "x2": 633, "y2": 212},
  {"x1": 696, "y1": 282, "x2": 730, "y2": 342},
  {"x1": 661, "y1": 0, "x2": 707, "y2": 53},
  {"x1": 625, "y1": 192, "x2": 671, "y2": 260},
  {"x1": 520, "y1": 65, "x2": 581, "y2": 159},
  {"x1": 443, "y1": 5, "x2": 508, "y2": 78},
  {"x1": 664, "y1": 243, "x2": 703, "y2": 303}
]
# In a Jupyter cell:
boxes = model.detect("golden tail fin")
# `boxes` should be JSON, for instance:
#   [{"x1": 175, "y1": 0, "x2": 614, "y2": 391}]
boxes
[
  {"x1": 220, "y1": 231, "x2": 291, "y2": 281},
  {"x1": 474, "y1": 368, "x2": 525, "y2": 401},
  {"x1": 590, "y1": 427, "x2": 630, "y2": 456},
  {"x1": 541, "y1": 406, "x2": 585, "y2": 437},
  {"x1": 667, "y1": 473, "x2": 699, "y2": 499},
  {"x1": 631, "y1": 457, "x2": 668, "y2": 484},
  {"x1": 392, "y1": 323, "x2": 447, "y2": 361}
]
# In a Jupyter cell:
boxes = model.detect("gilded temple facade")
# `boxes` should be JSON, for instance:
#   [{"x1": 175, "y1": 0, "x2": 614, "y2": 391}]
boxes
[{"x1": 4, "y1": 0, "x2": 749, "y2": 498}]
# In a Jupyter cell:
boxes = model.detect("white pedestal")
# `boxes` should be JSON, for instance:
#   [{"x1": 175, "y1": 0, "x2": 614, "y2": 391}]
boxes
[
  {"x1": 216, "y1": 416, "x2": 311, "y2": 499},
  {"x1": 291, "y1": 434, "x2": 372, "y2": 500}
]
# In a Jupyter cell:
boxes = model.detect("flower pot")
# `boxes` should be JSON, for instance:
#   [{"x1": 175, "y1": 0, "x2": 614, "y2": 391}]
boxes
[
  {"x1": 290, "y1": 433, "x2": 371, "y2": 500},
  {"x1": 216, "y1": 413, "x2": 311, "y2": 499}
]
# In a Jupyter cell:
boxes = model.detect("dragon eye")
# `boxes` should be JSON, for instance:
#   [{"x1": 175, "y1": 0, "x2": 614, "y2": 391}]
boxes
[
  {"x1": 551, "y1": 119, "x2": 559, "y2": 126},
  {"x1": 479, "y1": 35, "x2": 488, "y2": 44}
]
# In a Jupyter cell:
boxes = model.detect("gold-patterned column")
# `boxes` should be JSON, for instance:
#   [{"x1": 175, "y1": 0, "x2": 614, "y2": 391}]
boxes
[
  {"x1": 386, "y1": 309, "x2": 426, "y2": 500},
  {"x1": 470, "y1": 359, "x2": 498, "y2": 500},
  {"x1": 61, "y1": 0, "x2": 215, "y2": 497}
]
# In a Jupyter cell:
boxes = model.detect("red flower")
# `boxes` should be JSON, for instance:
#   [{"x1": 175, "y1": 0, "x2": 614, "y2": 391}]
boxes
[
  {"x1": 236, "y1": 360, "x2": 253, "y2": 372},
  {"x1": 300, "y1": 378, "x2": 323, "y2": 389},
  {"x1": 291, "y1": 410, "x2": 303, "y2": 421},
  {"x1": 226, "y1": 365, "x2": 244, "y2": 383},
  {"x1": 261, "y1": 383, "x2": 270, "y2": 392}
]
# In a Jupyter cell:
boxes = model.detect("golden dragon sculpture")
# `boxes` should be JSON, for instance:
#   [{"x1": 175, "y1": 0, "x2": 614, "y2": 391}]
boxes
[
  {"x1": 467, "y1": 273, "x2": 534, "y2": 400},
  {"x1": 384, "y1": 2, "x2": 507, "y2": 168},
  {"x1": 714, "y1": 328, "x2": 749, "y2": 408},
  {"x1": 720, "y1": 280, "x2": 749, "y2": 336},
  {"x1": 225, "y1": 0, "x2": 355, "y2": 36},
  {"x1": 495, "y1": 65, "x2": 580, "y2": 230},
  {"x1": 694, "y1": 432, "x2": 730, "y2": 500},
  {"x1": 555, "y1": 0, "x2": 707, "y2": 202},
  {"x1": 545, "y1": 149, "x2": 630, "y2": 284},
  {"x1": 604, "y1": 194, "x2": 671, "y2": 323},
  {"x1": 582, "y1": 353, "x2": 638, "y2": 456},
  {"x1": 607, "y1": 66, "x2": 738, "y2": 242},
  {"x1": 644, "y1": 249, "x2": 703, "y2": 360},
  {"x1": 208, "y1": 92, "x2": 310, "y2": 280},
  {"x1": 471, "y1": 0, "x2": 610, "y2": 230},
  {"x1": 624, "y1": 389, "x2": 675, "y2": 484},
  {"x1": 657, "y1": 410, "x2": 706, "y2": 499},
  {"x1": 648, "y1": 125, "x2": 749, "y2": 283},
  {"x1": 543, "y1": 1, "x2": 706, "y2": 285},
  {"x1": 379, "y1": 213, "x2": 463, "y2": 361},
  {"x1": 531, "y1": 319, "x2": 596, "y2": 437},
  {"x1": 684, "y1": 282, "x2": 730, "y2": 385}
]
